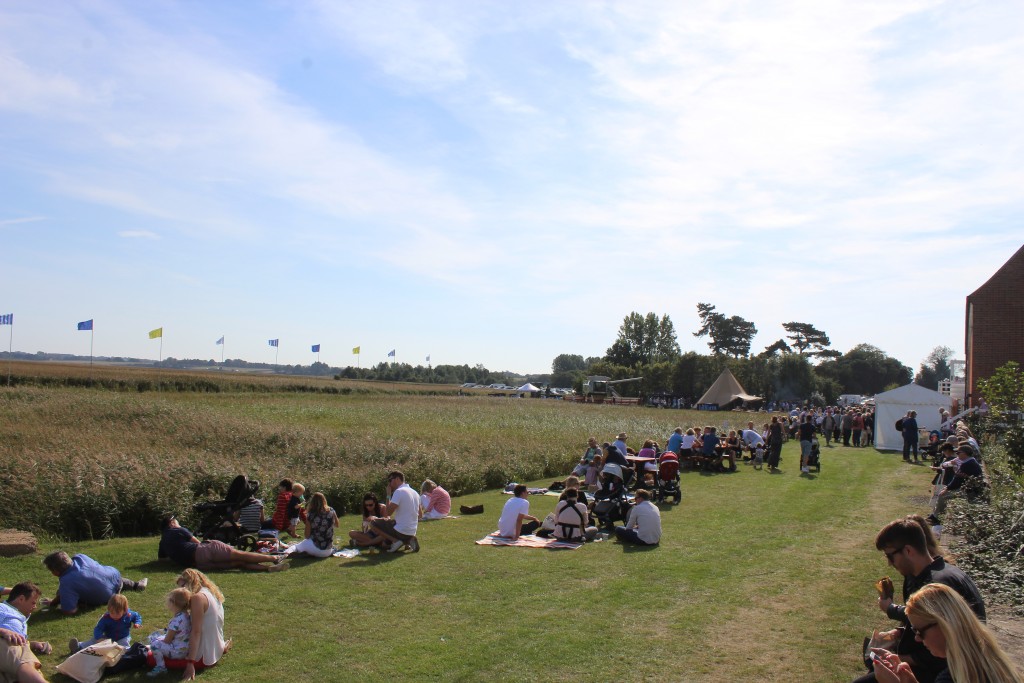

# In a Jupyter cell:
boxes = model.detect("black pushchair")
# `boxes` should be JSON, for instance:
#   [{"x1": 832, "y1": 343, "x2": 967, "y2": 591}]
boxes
[
  {"x1": 193, "y1": 474, "x2": 261, "y2": 548},
  {"x1": 806, "y1": 437, "x2": 822, "y2": 472},
  {"x1": 591, "y1": 464, "x2": 632, "y2": 530}
]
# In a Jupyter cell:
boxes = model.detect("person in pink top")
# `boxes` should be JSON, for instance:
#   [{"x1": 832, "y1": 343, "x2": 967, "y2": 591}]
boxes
[{"x1": 419, "y1": 480, "x2": 451, "y2": 520}]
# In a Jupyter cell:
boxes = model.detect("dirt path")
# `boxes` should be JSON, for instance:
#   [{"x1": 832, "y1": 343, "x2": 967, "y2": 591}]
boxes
[{"x1": 987, "y1": 606, "x2": 1024, "y2": 670}]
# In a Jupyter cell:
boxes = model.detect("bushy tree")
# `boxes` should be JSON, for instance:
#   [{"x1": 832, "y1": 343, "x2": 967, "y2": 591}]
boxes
[
  {"x1": 550, "y1": 353, "x2": 587, "y2": 388},
  {"x1": 605, "y1": 312, "x2": 680, "y2": 367},
  {"x1": 915, "y1": 345, "x2": 955, "y2": 390},
  {"x1": 816, "y1": 344, "x2": 912, "y2": 395},
  {"x1": 782, "y1": 322, "x2": 833, "y2": 357},
  {"x1": 694, "y1": 303, "x2": 757, "y2": 358}
]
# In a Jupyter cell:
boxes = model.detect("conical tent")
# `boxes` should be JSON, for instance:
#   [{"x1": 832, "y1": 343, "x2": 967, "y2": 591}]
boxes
[
  {"x1": 873, "y1": 383, "x2": 951, "y2": 451},
  {"x1": 696, "y1": 369, "x2": 760, "y2": 407},
  {"x1": 517, "y1": 383, "x2": 540, "y2": 392}
]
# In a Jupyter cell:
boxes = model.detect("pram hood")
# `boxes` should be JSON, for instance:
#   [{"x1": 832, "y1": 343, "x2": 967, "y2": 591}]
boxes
[{"x1": 601, "y1": 463, "x2": 624, "y2": 480}]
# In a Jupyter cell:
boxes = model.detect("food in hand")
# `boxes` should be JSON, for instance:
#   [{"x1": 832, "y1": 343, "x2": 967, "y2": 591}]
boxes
[{"x1": 875, "y1": 576, "x2": 894, "y2": 600}]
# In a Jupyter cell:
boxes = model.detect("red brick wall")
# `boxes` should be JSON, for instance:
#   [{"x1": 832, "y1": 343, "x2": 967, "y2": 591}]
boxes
[{"x1": 965, "y1": 244, "x2": 1024, "y2": 405}]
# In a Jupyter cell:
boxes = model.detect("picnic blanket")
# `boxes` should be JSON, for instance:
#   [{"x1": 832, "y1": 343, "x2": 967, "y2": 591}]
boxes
[{"x1": 475, "y1": 533, "x2": 582, "y2": 550}]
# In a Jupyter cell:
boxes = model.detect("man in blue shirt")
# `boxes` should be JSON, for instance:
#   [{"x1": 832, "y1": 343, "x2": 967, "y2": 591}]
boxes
[
  {"x1": 42, "y1": 552, "x2": 147, "y2": 615},
  {"x1": 666, "y1": 428, "x2": 684, "y2": 455},
  {"x1": 0, "y1": 582, "x2": 50, "y2": 682}
]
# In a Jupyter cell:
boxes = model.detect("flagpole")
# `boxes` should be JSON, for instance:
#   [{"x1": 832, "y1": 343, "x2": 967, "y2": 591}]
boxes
[
  {"x1": 222, "y1": 338, "x2": 225, "y2": 364},
  {"x1": 90, "y1": 327, "x2": 94, "y2": 366},
  {"x1": 159, "y1": 336, "x2": 163, "y2": 363},
  {"x1": 6, "y1": 320, "x2": 12, "y2": 386}
]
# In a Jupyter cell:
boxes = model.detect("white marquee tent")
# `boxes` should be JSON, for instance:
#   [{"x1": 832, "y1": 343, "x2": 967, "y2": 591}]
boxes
[
  {"x1": 517, "y1": 383, "x2": 540, "y2": 393},
  {"x1": 873, "y1": 383, "x2": 952, "y2": 451}
]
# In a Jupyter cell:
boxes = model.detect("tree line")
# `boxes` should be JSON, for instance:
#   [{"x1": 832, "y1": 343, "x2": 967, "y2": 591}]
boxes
[{"x1": 548, "y1": 306, "x2": 946, "y2": 404}]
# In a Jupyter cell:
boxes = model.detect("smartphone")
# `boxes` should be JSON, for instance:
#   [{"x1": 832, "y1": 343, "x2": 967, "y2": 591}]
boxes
[{"x1": 868, "y1": 651, "x2": 879, "y2": 662}]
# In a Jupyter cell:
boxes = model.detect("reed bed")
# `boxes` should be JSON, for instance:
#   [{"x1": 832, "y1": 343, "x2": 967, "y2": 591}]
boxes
[{"x1": 1, "y1": 380, "x2": 751, "y2": 540}]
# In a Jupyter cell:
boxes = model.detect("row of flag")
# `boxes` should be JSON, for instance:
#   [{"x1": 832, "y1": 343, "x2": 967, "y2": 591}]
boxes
[{"x1": 0, "y1": 315, "x2": 428, "y2": 362}]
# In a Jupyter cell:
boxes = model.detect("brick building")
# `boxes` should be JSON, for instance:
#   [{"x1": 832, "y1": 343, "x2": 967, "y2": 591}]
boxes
[{"x1": 965, "y1": 243, "x2": 1024, "y2": 406}]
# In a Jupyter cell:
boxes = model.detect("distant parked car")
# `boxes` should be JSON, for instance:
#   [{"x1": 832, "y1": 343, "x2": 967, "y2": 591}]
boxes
[{"x1": 461, "y1": 382, "x2": 476, "y2": 388}]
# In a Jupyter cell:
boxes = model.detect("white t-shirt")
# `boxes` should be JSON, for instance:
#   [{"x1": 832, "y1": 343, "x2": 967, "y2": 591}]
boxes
[
  {"x1": 739, "y1": 430, "x2": 764, "y2": 447},
  {"x1": 680, "y1": 434, "x2": 696, "y2": 450},
  {"x1": 626, "y1": 500, "x2": 662, "y2": 544},
  {"x1": 390, "y1": 484, "x2": 420, "y2": 536},
  {"x1": 498, "y1": 496, "x2": 530, "y2": 537}
]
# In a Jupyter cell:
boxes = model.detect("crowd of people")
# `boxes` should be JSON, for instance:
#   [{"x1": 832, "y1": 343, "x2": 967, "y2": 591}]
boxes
[
  {"x1": 850, "y1": 417, "x2": 1018, "y2": 683},
  {"x1": 0, "y1": 410, "x2": 1001, "y2": 682},
  {"x1": 1, "y1": 556, "x2": 227, "y2": 682}
]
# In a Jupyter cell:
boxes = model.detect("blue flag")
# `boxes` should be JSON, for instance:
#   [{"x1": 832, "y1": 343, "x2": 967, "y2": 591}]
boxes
[
  {"x1": 0, "y1": 314, "x2": 12, "y2": 325},
  {"x1": 387, "y1": 349, "x2": 396, "y2": 357},
  {"x1": 78, "y1": 319, "x2": 93, "y2": 331},
  {"x1": 216, "y1": 336, "x2": 224, "y2": 345},
  {"x1": 425, "y1": 354, "x2": 430, "y2": 362},
  {"x1": 311, "y1": 344, "x2": 320, "y2": 353},
  {"x1": 268, "y1": 339, "x2": 279, "y2": 347}
]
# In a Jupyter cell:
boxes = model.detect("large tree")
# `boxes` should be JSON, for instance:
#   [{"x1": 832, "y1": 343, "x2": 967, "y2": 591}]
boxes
[
  {"x1": 915, "y1": 345, "x2": 954, "y2": 390},
  {"x1": 694, "y1": 303, "x2": 757, "y2": 358},
  {"x1": 782, "y1": 322, "x2": 833, "y2": 357},
  {"x1": 816, "y1": 343, "x2": 912, "y2": 395},
  {"x1": 605, "y1": 312, "x2": 680, "y2": 367}
]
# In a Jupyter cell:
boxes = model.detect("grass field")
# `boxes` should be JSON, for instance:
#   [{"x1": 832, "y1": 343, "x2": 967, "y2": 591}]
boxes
[{"x1": 0, "y1": 365, "x2": 946, "y2": 681}]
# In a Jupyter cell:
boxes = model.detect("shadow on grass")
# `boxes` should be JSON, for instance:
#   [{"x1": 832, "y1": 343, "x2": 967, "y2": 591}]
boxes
[
  {"x1": 31, "y1": 603, "x2": 103, "y2": 625},
  {"x1": 800, "y1": 472, "x2": 819, "y2": 480},
  {"x1": 621, "y1": 543, "x2": 659, "y2": 554},
  {"x1": 338, "y1": 551, "x2": 406, "y2": 568}
]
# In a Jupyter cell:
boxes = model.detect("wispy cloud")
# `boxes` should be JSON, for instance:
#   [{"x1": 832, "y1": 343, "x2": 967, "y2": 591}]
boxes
[
  {"x1": 0, "y1": 216, "x2": 45, "y2": 227},
  {"x1": 117, "y1": 230, "x2": 159, "y2": 240}
]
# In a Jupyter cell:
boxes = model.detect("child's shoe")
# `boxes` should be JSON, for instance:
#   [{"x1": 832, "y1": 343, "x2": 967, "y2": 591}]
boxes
[{"x1": 147, "y1": 665, "x2": 167, "y2": 677}]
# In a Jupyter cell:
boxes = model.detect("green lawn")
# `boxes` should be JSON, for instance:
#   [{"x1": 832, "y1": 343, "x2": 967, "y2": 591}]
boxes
[{"x1": 6, "y1": 442, "x2": 935, "y2": 682}]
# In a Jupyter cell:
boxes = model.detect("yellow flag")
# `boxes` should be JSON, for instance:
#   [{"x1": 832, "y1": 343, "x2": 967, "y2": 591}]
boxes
[
  {"x1": 149, "y1": 327, "x2": 163, "y2": 339},
  {"x1": 352, "y1": 346, "x2": 360, "y2": 354}
]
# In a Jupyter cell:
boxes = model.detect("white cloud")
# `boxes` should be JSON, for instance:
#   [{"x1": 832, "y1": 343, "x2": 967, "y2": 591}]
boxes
[
  {"x1": 117, "y1": 230, "x2": 159, "y2": 239},
  {"x1": 0, "y1": 216, "x2": 45, "y2": 227}
]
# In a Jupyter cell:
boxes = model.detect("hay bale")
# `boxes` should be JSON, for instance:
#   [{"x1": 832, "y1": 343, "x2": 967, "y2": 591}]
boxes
[{"x1": 0, "y1": 529, "x2": 38, "y2": 557}]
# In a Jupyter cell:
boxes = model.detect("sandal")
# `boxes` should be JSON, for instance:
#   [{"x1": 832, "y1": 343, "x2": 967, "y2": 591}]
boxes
[{"x1": 32, "y1": 641, "x2": 53, "y2": 655}]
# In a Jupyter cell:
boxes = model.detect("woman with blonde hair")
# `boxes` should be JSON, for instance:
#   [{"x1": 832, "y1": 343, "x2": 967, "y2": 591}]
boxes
[
  {"x1": 175, "y1": 569, "x2": 228, "y2": 680},
  {"x1": 872, "y1": 583, "x2": 1022, "y2": 683},
  {"x1": 291, "y1": 492, "x2": 338, "y2": 558}
]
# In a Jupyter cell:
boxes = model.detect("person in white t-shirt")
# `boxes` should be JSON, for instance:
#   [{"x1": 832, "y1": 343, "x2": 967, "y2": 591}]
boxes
[
  {"x1": 497, "y1": 485, "x2": 540, "y2": 540},
  {"x1": 614, "y1": 489, "x2": 661, "y2": 546},
  {"x1": 369, "y1": 471, "x2": 420, "y2": 553}
]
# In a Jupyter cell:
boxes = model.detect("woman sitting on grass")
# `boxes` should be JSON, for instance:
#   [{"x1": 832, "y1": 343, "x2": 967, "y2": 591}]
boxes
[
  {"x1": 871, "y1": 583, "x2": 1023, "y2": 683},
  {"x1": 175, "y1": 569, "x2": 229, "y2": 681},
  {"x1": 291, "y1": 493, "x2": 338, "y2": 558},
  {"x1": 348, "y1": 493, "x2": 388, "y2": 549}
]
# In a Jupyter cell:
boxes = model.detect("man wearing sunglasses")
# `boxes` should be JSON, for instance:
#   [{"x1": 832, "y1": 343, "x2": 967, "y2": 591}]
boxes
[{"x1": 852, "y1": 517, "x2": 985, "y2": 683}]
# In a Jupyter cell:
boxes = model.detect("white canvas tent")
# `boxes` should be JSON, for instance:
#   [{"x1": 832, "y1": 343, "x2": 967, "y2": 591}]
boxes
[
  {"x1": 696, "y1": 369, "x2": 760, "y2": 407},
  {"x1": 517, "y1": 383, "x2": 540, "y2": 392},
  {"x1": 873, "y1": 383, "x2": 952, "y2": 451}
]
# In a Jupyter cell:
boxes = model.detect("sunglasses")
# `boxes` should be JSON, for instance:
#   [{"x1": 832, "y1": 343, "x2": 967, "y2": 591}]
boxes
[
  {"x1": 883, "y1": 546, "x2": 905, "y2": 563},
  {"x1": 912, "y1": 622, "x2": 938, "y2": 639}
]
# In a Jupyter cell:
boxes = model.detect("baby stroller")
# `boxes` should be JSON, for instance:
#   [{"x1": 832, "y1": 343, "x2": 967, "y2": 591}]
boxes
[
  {"x1": 806, "y1": 437, "x2": 821, "y2": 472},
  {"x1": 654, "y1": 454, "x2": 682, "y2": 504},
  {"x1": 193, "y1": 474, "x2": 261, "y2": 547},
  {"x1": 591, "y1": 464, "x2": 632, "y2": 530}
]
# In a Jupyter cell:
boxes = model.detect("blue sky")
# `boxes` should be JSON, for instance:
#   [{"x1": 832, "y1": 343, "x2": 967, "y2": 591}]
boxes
[{"x1": 1, "y1": 1, "x2": 1022, "y2": 373}]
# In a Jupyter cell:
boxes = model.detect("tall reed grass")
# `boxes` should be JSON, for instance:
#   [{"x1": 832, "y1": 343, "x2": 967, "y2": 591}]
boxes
[{"x1": 0, "y1": 377, "x2": 770, "y2": 540}]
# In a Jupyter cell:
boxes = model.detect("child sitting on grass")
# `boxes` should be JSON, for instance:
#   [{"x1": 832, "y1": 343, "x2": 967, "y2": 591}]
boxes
[
  {"x1": 69, "y1": 593, "x2": 141, "y2": 653},
  {"x1": 286, "y1": 482, "x2": 306, "y2": 537},
  {"x1": 147, "y1": 588, "x2": 191, "y2": 678}
]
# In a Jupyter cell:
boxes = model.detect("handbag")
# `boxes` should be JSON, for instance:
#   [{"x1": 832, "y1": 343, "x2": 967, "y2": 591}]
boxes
[{"x1": 55, "y1": 639, "x2": 125, "y2": 683}]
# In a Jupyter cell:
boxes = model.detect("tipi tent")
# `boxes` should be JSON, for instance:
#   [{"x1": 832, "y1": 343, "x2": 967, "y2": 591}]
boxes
[
  {"x1": 873, "y1": 383, "x2": 952, "y2": 451},
  {"x1": 696, "y1": 369, "x2": 760, "y2": 407}
]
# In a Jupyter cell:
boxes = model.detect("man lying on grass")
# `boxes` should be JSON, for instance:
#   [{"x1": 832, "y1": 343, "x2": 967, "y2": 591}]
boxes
[
  {"x1": 42, "y1": 551, "x2": 147, "y2": 615},
  {"x1": 158, "y1": 515, "x2": 289, "y2": 572}
]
